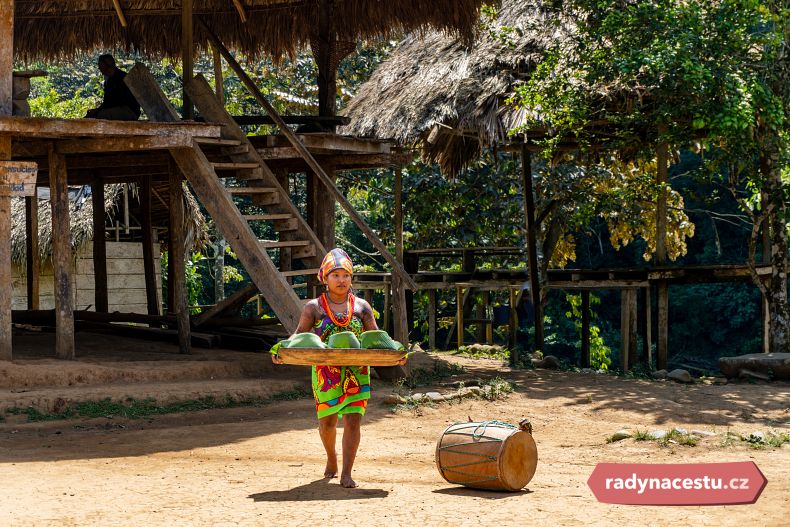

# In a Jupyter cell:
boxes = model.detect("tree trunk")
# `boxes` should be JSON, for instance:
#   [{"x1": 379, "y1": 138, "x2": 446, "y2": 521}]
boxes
[{"x1": 761, "y1": 140, "x2": 790, "y2": 353}]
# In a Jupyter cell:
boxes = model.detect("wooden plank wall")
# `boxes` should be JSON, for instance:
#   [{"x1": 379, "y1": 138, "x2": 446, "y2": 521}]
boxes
[{"x1": 12, "y1": 241, "x2": 161, "y2": 314}]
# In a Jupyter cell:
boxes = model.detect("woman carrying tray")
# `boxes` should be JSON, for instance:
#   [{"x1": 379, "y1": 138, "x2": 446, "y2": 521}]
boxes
[{"x1": 273, "y1": 248, "x2": 404, "y2": 488}]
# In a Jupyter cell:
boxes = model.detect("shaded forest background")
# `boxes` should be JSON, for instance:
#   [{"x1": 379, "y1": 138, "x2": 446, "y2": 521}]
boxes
[{"x1": 20, "y1": 41, "x2": 766, "y2": 373}]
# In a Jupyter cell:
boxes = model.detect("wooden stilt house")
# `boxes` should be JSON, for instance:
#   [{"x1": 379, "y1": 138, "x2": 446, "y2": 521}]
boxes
[{"x1": 0, "y1": 0, "x2": 488, "y2": 360}]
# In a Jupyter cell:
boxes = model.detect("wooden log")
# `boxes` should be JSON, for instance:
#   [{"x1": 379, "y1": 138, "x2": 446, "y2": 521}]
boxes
[
  {"x1": 124, "y1": 65, "x2": 181, "y2": 123},
  {"x1": 25, "y1": 193, "x2": 40, "y2": 310},
  {"x1": 181, "y1": 0, "x2": 194, "y2": 120},
  {"x1": 719, "y1": 352, "x2": 790, "y2": 380},
  {"x1": 193, "y1": 282, "x2": 258, "y2": 327},
  {"x1": 92, "y1": 177, "x2": 108, "y2": 312},
  {"x1": 140, "y1": 176, "x2": 160, "y2": 316},
  {"x1": 521, "y1": 144, "x2": 543, "y2": 353},
  {"x1": 48, "y1": 145, "x2": 75, "y2": 359},
  {"x1": 111, "y1": 0, "x2": 128, "y2": 27},
  {"x1": 657, "y1": 281, "x2": 669, "y2": 370},
  {"x1": 198, "y1": 23, "x2": 417, "y2": 291},
  {"x1": 169, "y1": 165, "x2": 191, "y2": 354},
  {"x1": 0, "y1": 1, "x2": 11, "y2": 116},
  {"x1": 581, "y1": 290, "x2": 590, "y2": 368},
  {"x1": 428, "y1": 289, "x2": 437, "y2": 350}
]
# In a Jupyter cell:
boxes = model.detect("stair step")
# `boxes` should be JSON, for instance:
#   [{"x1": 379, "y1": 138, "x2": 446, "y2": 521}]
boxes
[
  {"x1": 281, "y1": 268, "x2": 321, "y2": 277},
  {"x1": 221, "y1": 144, "x2": 250, "y2": 155},
  {"x1": 195, "y1": 137, "x2": 243, "y2": 147},
  {"x1": 212, "y1": 162, "x2": 261, "y2": 170},
  {"x1": 243, "y1": 213, "x2": 293, "y2": 221},
  {"x1": 259, "y1": 240, "x2": 311, "y2": 249},
  {"x1": 225, "y1": 186, "x2": 278, "y2": 194}
]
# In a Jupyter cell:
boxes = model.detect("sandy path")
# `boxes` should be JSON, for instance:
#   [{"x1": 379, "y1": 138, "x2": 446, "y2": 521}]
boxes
[{"x1": 1, "y1": 361, "x2": 788, "y2": 526}]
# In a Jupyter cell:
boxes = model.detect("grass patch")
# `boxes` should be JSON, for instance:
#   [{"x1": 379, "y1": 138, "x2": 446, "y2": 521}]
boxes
[
  {"x1": 744, "y1": 430, "x2": 790, "y2": 449},
  {"x1": 631, "y1": 428, "x2": 699, "y2": 447},
  {"x1": 454, "y1": 344, "x2": 510, "y2": 361},
  {"x1": 4, "y1": 388, "x2": 312, "y2": 423},
  {"x1": 481, "y1": 377, "x2": 514, "y2": 401}
]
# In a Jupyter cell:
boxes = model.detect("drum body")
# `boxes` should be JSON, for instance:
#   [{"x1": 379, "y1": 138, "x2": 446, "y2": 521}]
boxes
[{"x1": 435, "y1": 421, "x2": 538, "y2": 491}]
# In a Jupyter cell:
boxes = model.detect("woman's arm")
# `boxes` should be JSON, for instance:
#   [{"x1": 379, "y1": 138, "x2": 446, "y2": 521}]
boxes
[
  {"x1": 358, "y1": 298, "x2": 379, "y2": 331},
  {"x1": 272, "y1": 301, "x2": 319, "y2": 364}
]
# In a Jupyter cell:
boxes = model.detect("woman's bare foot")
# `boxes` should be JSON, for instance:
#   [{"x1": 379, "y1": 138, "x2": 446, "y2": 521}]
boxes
[
  {"x1": 340, "y1": 474, "x2": 357, "y2": 488},
  {"x1": 324, "y1": 459, "x2": 338, "y2": 478}
]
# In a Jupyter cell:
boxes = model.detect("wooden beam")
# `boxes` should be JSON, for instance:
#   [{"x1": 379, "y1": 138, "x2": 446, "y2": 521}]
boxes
[
  {"x1": 521, "y1": 144, "x2": 543, "y2": 353},
  {"x1": 0, "y1": 116, "x2": 220, "y2": 138},
  {"x1": 0, "y1": 0, "x2": 12, "y2": 115},
  {"x1": 48, "y1": 144, "x2": 75, "y2": 359},
  {"x1": 112, "y1": 0, "x2": 128, "y2": 27},
  {"x1": 25, "y1": 194, "x2": 40, "y2": 310},
  {"x1": 169, "y1": 165, "x2": 191, "y2": 353},
  {"x1": 198, "y1": 22, "x2": 418, "y2": 291},
  {"x1": 231, "y1": 0, "x2": 248, "y2": 23},
  {"x1": 91, "y1": 177, "x2": 108, "y2": 312},
  {"x1": 212, "y1": 45, "x2": 225, "y2": 105},
  {"x1": 182, "y1": 0, "x2": 194, "y2": 120},
  {"x1": 193, "y1": 282, "x2": 258, "y2": 328},
  {"x1": 54, "y1": 135, "x2": 194, "y2": 154},
  {"x1": 141, "y1": 176, "x2": 160, "y2": 316}
]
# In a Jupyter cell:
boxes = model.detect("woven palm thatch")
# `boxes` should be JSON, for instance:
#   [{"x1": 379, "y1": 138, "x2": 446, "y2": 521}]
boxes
[
  {"x1": 341, "y1": 1, "x2": 572, "y2": 175},
  {"x1": 10, "y1": 183, "x2": 206, "y2": 266},
  {"x1": 14, "y1": 0, "x2": 489, "y2": 62}
]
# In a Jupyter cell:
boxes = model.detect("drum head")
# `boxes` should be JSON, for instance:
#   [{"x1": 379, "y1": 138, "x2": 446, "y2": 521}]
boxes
[{"x1": 499, "y1": 430, "x2": 538, "y2": 491}]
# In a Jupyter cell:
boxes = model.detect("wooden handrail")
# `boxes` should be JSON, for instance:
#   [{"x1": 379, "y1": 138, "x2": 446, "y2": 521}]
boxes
[{"x1": 198, "y1": 18, "x2": 418, "y2": 291}]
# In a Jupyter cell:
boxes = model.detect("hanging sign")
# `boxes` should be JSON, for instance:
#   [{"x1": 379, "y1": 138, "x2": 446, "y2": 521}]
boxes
[{"x1": 0, "y1": 161, "x2": 38, "y2": 197}]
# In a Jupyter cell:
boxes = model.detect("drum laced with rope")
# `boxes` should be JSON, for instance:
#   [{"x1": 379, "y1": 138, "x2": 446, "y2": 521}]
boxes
[{"x1": 435, "y1": 418, "x2": 537, "y2": 492}]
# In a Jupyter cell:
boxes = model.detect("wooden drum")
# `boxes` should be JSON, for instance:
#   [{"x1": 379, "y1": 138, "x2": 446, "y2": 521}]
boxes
[{"x1": 435, "y1": 419, "x2": 537, "y2": 491}]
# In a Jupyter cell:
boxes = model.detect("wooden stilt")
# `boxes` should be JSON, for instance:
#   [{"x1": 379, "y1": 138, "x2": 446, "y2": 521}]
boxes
[
  {"x1": 581, "y1": 290, "x2": 590, "y2": 368},
  {"x1": 0, "y1": 0, "x2": 12, "y2": 116},
  {"x1": 645, "y1": 286, "x2": 653, "y2": 367},
  {"x1": 657, "y1": 282, "x2": 669, "y2": 370},
  {"x1": 456, "y1": 285, "x2": 464, "y2": 349},
  {"x1": 509, "y1": 286, "x2": 519, "y2": 364},
  {"x1": 383, "y1": 278, "x2": 391, "y2": 334},
  {"x1": 392, "y1": 168, "x2": 407, "y2": 343},
  {"x1": 141, "y1": 175, "x2": 159, "y2": 316},
  {"x1": 92, "y1": 177, "x2": 108, "y2": 312},
  {"x1": 48, "y1": 145, "x2": 75, "y2": 359},
  {"x1": 483, "y1": 290, "x2": 493, "y2": 344},
  {"x1": 627, "y1": 289, "x2": 638, "y2": 368},
  {"x1": 428, "y1": 289, "x2": 437, "y2": 350},
  {"x1": 0, "y1": 138, "x2": 11, "y2": 361},
  {"x1": 476, "y1": 293, "x2": 485, "y2": 343},
  {"x1": 181, "y1": 0, "x2": 194, "y2": 119},
  {"x1": 169, "y1": 165, "x2": 191, "y2": 354},
  {"x1": 25, "y1": 194, "x2": 40, "y2": 310},
  {"x1": 521, "y1": 144, "x2": 543, "y2": 352}
]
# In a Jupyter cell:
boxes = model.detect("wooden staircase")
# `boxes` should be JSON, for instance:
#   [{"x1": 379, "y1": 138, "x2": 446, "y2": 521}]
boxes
[{"x1": 125, "y1": 64, "x2": 323, "y2": 332}]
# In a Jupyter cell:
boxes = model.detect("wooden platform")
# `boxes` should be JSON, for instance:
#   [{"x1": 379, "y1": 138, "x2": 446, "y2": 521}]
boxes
[{"x1": 276, "y1": 347, "x2": 408, "y2": 366}]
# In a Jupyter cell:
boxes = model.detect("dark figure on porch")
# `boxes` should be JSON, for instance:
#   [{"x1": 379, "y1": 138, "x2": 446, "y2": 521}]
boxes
[{"x1": 85, "y1": 54, "x2": 141, "y2": 121}]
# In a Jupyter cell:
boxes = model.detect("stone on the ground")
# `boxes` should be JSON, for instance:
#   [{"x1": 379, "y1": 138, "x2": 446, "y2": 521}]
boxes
[
  {"x1": 650, "y1": 369, "x2": 668, "y2": 380},
  {"x1": 610, "y1": 429, "x2": 632, "y2": 442},
  {"x1": 410, "y1": 393, "x2": 425, "y2": 401},
  {"x1": 425, "y1": 392, "x2": 445, "y2": 402},
  {"x1": 382, "y1": 394, "x2": 406, "y2": 405},
  {"x1": 649, "y1": 430, "x2": 667, "y2": 440},
  {"x1": 533, "y1": 355, "x2": 560, "y2": 369},
  {"x1": 672, "y1": 427, "x2": 688, "y2": 435},
  {"x1": 747, "y1": 431, "x2": 765, "y2": 443},
  {"x1": 667, "y1": 369, "x2": 693, "y2": 383},
  {"x1": 691, "y1": 430, "x2": 717, "y2": 437}
]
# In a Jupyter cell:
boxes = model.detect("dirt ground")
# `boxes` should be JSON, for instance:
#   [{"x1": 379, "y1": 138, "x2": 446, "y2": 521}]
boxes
[{"x1": 0, "y1": 334, "x2": 788, "y2": 526}]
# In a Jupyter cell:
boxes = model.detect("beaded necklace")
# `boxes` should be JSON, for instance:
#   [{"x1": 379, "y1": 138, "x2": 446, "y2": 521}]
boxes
[{"x1": 319, "y1": 292, "x2": 355, "y2": 328}]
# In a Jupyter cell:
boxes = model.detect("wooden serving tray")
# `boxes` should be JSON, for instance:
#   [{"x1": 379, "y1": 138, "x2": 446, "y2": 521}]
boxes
[{"x1": 276, "y1": 348, "x2": 407, "y2": 366}]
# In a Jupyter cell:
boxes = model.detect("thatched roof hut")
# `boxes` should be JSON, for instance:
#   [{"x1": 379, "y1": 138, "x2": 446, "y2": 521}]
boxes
[
  {"x1": 10, "y1": 184, "x2": 206, "y2": 266},
  {"x1": 341, "y1": 1, "x2": 572, "y2": 175},
  {"x1": 14, "y1": 0, "x2": 489, "y2": 62}
]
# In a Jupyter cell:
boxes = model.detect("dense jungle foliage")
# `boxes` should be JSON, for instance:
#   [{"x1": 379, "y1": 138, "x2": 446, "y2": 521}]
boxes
[{"x1": 20, "y1": 7, "x2": 783, "y2": 371}]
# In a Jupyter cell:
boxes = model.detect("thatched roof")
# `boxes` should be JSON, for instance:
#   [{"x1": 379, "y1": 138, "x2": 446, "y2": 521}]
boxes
[
  {"x1": 14, "y1": 0, "x2": 489, "y2": 62},
  {"x1": 10, "y1": 183, "x2": 206, "y2": 266},
  {"x1": 341, "y1": 1, "x2": 572, "y2": 175}
]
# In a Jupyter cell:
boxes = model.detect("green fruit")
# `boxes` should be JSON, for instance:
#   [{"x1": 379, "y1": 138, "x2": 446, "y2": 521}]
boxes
[
  {"x1": 327, "y1": 331, "x2": 361, "y2": 349},
  {"x1": 286, "y1": 332, "x2": 326, "y2": 348},
  {"x1": 359, "y1": 330, "x2": 404, "y2": 350}
]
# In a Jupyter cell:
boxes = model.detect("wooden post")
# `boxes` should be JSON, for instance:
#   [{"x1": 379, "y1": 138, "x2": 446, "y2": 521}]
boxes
[
  {"x1": 475, "y1": 293, "x2": 486, "y2": 343},
  {"x1": 483, "y1": 290, "x2": 493, "y2": 344},
  {"x1": 316, "y1": 0, "x2": 338, "y2": 121},
  {"x1": 212, "y1": 45, "x2": 224, "y2": 106},
  {"x1": 48, "y1": 145, "x2": 75, "y2": 360},
  {"x1": 383, "y1": 278, "x2": 391, "y2": 334},
  {"x1": 509, "y1": 286, "x2": 519, "y2": 364},
  {"x1": 0, "y1": 2, "x2": 13, "y2": 359},
  {"x1": 392, "y1": 168, "x2": 408, "y2": 343},
  {"x1": 25, "y1": 194, "x2": 40, "y2": 310},
  {"x1": 620, "y1": 290, "x2": 630, "y2": 372},
  {"x1": 644, "y1": 286, "x2": 653, "y2": 367},
  {"x1": 627, "y1": 289, "x2": 637, "y2": 367},
  {"x1": 655, "y1": 136, "x2": 669, "y2": 369},
  {"x1": 275, "y1": 169, "x2": 292, "y2": 277},
  {"x1": 581, "y1": 290, "x2": 590, "y2": 368},
  {"x1": 456, "y1": 285, "x2": 464, "y2": 349},
  {"x1": 0, "y1": 0, "x2": 12, "y2": 116},
  {"x1": 521, "y1": 144, "x2": 543, "y2": 352},
  {"x1": 428, "y1": 289, "x2": 437, "y2": 350},
  {"x1": 181, "y1": 0, "x2": 194, "y2": 119},
  {"x1": 761, "y1": 196, "x2": 771, "y2": 353},
  {"x1": 169, "y1": 165, "x2": 191, "y2": 353},
  {"x1": 91, "y1": 177, "x2": 108, "y2": 312},
  {"x1": 140, "y1": 175, "x2": 160, "y2": 316}
]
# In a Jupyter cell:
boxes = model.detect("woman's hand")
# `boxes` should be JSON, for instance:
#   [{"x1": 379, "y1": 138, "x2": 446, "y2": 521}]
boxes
[
  {"x1": 395, "y1": 356, "x2": 408, "y2": 366},
  {"x1": 271, "y1": 354, "x2": 284, "y2": 364}
]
